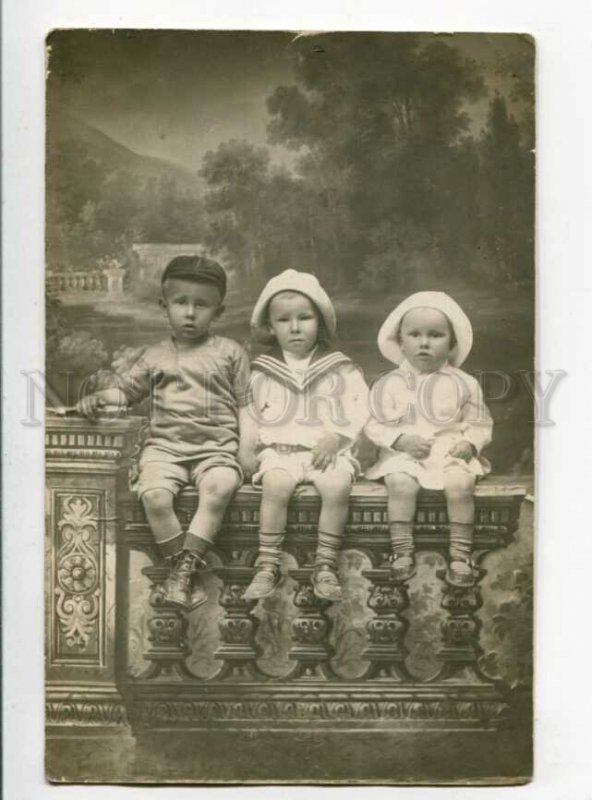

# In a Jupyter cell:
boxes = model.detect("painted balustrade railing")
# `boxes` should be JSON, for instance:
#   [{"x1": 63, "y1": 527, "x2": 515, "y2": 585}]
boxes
[
  {"x1": 46, "y1": 270, "x2": 106, "y2": 293},
  {"x1": 46, "y1": 413, "x2": 525, "y2": 740}
]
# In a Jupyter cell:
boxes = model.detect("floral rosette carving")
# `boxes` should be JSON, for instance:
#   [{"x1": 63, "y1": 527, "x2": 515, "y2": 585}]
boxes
[
  {"x1": 54, "y1": 494, "x2": 101, "y2": 654},
  {"x1": 57, "y1": 554, "x2": 97, "y2": 594}
]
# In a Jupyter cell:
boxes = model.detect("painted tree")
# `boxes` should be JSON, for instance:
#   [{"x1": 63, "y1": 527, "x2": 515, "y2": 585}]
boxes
[
  {"x1": 266, "y1": 34, "x2": 486, "y2": 289},
  {"x1": 200, "y1": 139, "x2": 270, "y2": 286},
  {"x1": 479, "y1": 94, "x2": 534, "y2": 282},
  {"x1": 138, "y1": 175, "x2": 205, "y2": 243},
  {"x1": 200, "y1": 140, "x2": 322, "y2": 288},
  {"x1": 46, "y1": 139, "x2": 206, "y2": 272}
]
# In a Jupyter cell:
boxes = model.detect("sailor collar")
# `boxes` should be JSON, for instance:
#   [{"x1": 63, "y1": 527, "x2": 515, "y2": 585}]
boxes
[{"x1": 251, "y1": 345, "x2": 352, "y2": 393}]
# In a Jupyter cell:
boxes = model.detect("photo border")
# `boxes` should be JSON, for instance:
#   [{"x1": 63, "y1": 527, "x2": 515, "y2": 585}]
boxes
[{"x1": 3, "y1": 1, "x2": 591, "y2": 797}]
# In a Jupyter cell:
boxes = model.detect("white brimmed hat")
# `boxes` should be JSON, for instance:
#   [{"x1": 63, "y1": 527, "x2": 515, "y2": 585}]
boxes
[
  {"x1": 250, "y1": 269, "x2": 336, "y2": 336},
  {"x1": 377, "y1": 291, "x2": 473, "y2": 366}
]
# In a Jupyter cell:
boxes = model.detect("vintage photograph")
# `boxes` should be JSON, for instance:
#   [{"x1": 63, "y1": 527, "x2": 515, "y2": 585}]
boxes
[{"x1": 44, "y1": 30, "x2": 534, "y2": 784}]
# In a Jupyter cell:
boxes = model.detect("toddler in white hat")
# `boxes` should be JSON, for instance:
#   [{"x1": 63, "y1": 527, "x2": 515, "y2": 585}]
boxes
[
  {"x1": 243, "y1": 269, "x2": 368, "y2": 602},
  {"x1": 365, "y1": 292, "x2": 493, "y2": 586}
]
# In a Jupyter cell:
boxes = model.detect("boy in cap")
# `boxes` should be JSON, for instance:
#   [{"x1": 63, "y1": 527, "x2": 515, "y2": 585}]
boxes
[
  {"x1": 243, "y1": 269, "x2": 368, "y2": 602},
  {"x1": 365, "y1": 291, "x2": 493, "y2": 586},
  {"x1": 79, "y1": 255, "x2": 255, "y2": 611}
]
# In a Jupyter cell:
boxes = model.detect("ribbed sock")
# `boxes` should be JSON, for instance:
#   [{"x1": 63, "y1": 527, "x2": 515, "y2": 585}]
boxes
[
  {"x1": 315, "y1": 530, "x2": 342, "y2": 569},
  {"x1": 449, "y1": 522, "x2": 474, "y2": 562},
  {"x1": 157, "y1": 530, "x2": 185, "y2": 560},
  {"x1": 183, "y1": 532, "x2": 210, "y2": 559},
  {"x1": 257, "y1": 531, "x2": 285, "y2": 567},
  {"x1": 389, "y1": 521, "x2": 415, "y2": 558}
]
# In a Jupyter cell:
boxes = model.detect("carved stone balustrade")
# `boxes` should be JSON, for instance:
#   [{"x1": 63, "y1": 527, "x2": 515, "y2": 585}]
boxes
[
  {"x1": 46, "y1": 269, "x2": 106, "y2": 294},
  {"x1": 45, "y1": 414, "x2": 144, "y2": 735},
  {"x1": 45, "y1": 414, "x2": 528, "y2": 782}
]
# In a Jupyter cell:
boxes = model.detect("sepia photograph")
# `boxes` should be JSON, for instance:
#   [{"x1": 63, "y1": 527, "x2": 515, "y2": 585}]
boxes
[{"x1": 43, "y1": 29, "x2": 535, "y2": 784}]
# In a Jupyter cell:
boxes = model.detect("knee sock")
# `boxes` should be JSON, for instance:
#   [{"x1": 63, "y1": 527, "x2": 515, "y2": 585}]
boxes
[
  {"x1": 256, "y1": 531, "x2": 285, "y2": 568},
  {"x1": 182, "y1": 532, "x2": 210, "y2": 560},
  {"x1": 315, "y1": 530, "x2": 342, "y2": 569},
  {"x1": 389, "y1": 521, "x2": 415, "y2": 558},
  {"x1": 157, "y1": 530, "x2": 185, "y2": 560},
  {"x1": 449, "y1": 522, "x2": 474, "y2": 562}
]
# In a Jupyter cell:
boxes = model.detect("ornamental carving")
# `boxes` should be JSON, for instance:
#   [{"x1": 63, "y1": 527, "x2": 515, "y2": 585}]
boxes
[
  {"x1": 57, "y1": 554, "x2": 97, "y2": 594},
  {"x1": 148, "y1": 614, "x2": 186, "y2": 648},
  {"x1": 141, "y1": 566, "x2": 190, "y2": 661},
  {"x1": 442, "y1": 585, "x2": 483, "y2": 613},
  {"x1": 219, "y1": 618, "x2": 254, "y2": 644},
  {"x1": 136, "y1": 698, "x2": 509, "y2": 726},
  {"x1": 46, "y1": 701, "x2": 127, "y2": 726},
  {"x1": 368, "y1": 583, "x2": 408, "y2": 613},
  {"x1": 367, "y1": 617, "x2": 406, "y2": 645},
  {"x1": 54, "y1": 591, "x2": 101, "y2": 652},
  {"x1": 441, "y1": 617, "x2": 480, "y2": 647},
  {"x1": 293, "y1": 583, "x2": 317, "y2": 608},
  {"x1": 292, "y1": 617, "x2": 328, "y2": 644},
  {"x1": 53, "y1": 494, "x2": 102, "y2": 658},
  {"x1": 219, "y1": 584, "x2": 249, "y2": 608}
]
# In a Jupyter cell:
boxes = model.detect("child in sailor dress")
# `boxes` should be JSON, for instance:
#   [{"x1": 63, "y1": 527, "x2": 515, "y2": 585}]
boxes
[{"x1": 243, "y1": 270, "x2": 368, "y2": 602}]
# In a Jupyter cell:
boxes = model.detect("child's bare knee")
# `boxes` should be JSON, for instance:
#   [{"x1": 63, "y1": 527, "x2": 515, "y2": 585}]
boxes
[
  {"x1": 384, "y1": 473, "x2": 419, "y2": 498},
  {"x1": 142, "y1": 488, "x2": 174, "y2": 514},
  {"x1": 200, "y1": 468, "x2": 240, "y2": 503},
  {"x1": 314, "y1": 472, "x2": 351, "y2": 502},
  {"x1": 262, "y1": 470, "x2": 296, "y2": 500},
  {"x1": 443, "y1": 471, "x2": 475, "y2": 497}
]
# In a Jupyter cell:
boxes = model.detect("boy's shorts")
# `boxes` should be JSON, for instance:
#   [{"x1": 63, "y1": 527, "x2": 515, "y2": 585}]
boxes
[
  {"x1": 136, "y1": 453, "x2": 243, "y2": 498},
  {"x1": 252, "y1": 446, "x2": 357, "y2": 487}
]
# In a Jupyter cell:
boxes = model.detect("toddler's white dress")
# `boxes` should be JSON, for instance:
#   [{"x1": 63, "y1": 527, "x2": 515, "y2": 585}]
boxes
[{"x1": 364, "y1": 360, "x2": 492, "y2": 490}]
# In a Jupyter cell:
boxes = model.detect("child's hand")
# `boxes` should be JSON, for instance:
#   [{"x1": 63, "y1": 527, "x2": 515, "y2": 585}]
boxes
[
  {"x1": 76, "y1": 393, "x2": 107, "y2": 419},
  {"x1": 311, "y1": 433, "x2": 342, "y2": 471},
  {"x1": 449, "y1": 440, "x2": 475, "y2": 461},
  {"x1": 395, "y1": 434, "x2": 433, "y2": 460}
]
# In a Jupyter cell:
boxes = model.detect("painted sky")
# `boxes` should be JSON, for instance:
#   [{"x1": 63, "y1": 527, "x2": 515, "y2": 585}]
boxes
[{"x1": 47, "y1": 30, "x2": 533, "y2": 172}]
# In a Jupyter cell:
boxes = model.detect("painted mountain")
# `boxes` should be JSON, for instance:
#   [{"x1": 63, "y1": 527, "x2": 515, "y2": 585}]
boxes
[{"x1": 46, "y1": 113, "x2": 198, "y2": 190}]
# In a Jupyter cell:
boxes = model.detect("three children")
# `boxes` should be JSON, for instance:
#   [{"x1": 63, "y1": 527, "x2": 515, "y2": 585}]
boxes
[{"x1": 80, "y1": 258, "x2": 492, "y2": 609}]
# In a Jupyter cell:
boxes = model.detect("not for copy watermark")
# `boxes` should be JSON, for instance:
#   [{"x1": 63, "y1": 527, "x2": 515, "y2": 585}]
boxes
[{"x1": 19, "y1": 367, "x2": 567, "y2": 429}]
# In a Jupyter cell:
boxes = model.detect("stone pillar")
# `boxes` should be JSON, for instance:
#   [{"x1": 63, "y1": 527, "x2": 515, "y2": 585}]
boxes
[
  {"x1": 431, "y1": 566, "x2": 488, "y2": 683},
  {"x1": 140, "y1": 565, "x2": 195, "y2": 680},
  {"x1": 363, "y1": 569, "x2": 411, "y2": 680},
  {"x1": 214, "y1": 566, "x2": 261, "y2": 680},
  {"x1": 288, "y1": 568, "x2": 336, "y2": 679},
  {"x1": 45, "y1": 415, "x2": 143, "y2": 737},
  {"x1": 103, "y1": 267, "x2": 125, "y2": 295}
]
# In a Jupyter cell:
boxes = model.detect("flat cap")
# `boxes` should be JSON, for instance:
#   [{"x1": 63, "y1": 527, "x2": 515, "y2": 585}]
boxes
[{"x1": 161, "y1": 255, "x2": 227, "y2": 299}]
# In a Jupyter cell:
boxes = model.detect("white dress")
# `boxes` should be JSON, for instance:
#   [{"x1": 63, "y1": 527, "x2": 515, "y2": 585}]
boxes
[{"x1": 364, "y1": 360, "x2": 492, "y2": 490}]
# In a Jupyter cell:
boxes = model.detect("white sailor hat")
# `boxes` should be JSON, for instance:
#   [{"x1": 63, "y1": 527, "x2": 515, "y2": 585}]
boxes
[
  {"x1": 250, "y1": 269, "x2": 337, "y2": 337},
  {"x1": 377, "y1": 291, "x2": 473, "y2": 366}
]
